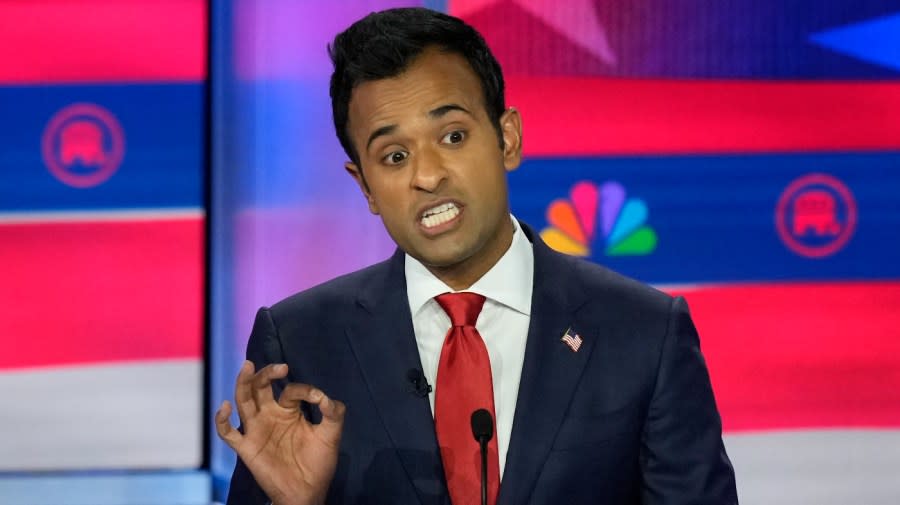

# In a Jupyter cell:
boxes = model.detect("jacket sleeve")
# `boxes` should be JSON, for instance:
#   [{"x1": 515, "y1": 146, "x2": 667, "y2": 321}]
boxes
[
  {"x1": 226, "y1": 307, "x2": 287, "y2": 505},
  {"x1": 639, "y1": 296, "x2": 739, "y2": 504}
]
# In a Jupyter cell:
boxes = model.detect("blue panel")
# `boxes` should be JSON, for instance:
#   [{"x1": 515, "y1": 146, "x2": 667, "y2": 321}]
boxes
[
  {"x1": 0, "y1": 84, "x2": 205, "y2": 212},
  {"x1": 0, "y1": 471, "x2": 210, "y2": 505},
  {"x1": 509, "y1": 152, "x2": 900, "y2": 284}
]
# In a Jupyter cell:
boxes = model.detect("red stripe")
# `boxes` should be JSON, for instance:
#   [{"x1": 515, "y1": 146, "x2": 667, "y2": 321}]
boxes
[
  {"x1": 508, "y1": 78, "x2": 900, "y2": 156},
  {"x1": 0, "y1": 219, "x2": 204, "y2": 369},
  {"x1": 0, "y1": 0, "x2": 206, "y2": 84},
  {"x1": 666, "y1": 282, "x2": 900, "y2": 432}
]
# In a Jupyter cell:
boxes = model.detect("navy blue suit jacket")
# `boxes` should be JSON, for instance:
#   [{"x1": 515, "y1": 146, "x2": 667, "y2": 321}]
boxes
[{"x1": 227, "y1": 223, "x2": 737, "y2": 504}]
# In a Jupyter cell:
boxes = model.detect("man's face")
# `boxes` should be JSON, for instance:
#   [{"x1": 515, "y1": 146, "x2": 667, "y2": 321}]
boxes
[{"x1": 345, "y1": 47, "x2": 523, "y2": 288}]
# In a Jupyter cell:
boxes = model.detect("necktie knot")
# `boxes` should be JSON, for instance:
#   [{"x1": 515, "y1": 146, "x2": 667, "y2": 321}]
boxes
[{"x1": 435, "y1": 292, "x2": 485, "y2": 327}]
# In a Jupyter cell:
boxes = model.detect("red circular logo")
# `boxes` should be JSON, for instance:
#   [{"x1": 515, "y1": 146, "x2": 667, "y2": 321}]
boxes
[
  {"x1": 775, "y1": 173, "x2": 857, "y2": 258},
  {"x1": 41, "y1": 103, "x2": 125, "y2": 188}
]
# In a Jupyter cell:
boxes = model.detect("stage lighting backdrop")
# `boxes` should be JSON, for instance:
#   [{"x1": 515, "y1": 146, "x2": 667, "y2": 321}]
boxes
[
  {"x1": 211, "y1": 1, "x2": 900, "y2": 503},
  {"x1": 0, "y1": 0, "x2": 207, "y2": 472}
]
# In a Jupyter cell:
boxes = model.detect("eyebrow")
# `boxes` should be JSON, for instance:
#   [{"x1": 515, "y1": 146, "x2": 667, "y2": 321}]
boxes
[
  {"x1": 365, "y1": 103, "x2": 472, "y2": 151},
  {"x1": 428, "y1": 103, "x2": 471, "y2": 119},
  {"x1": 366, "y1": 124, "x2": 397, "y2": 151}
]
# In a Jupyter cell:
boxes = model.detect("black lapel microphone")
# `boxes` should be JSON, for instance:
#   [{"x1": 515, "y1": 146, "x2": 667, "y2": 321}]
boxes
[
  {"x1": 470, "y1": 408, "x2": 494, "y2": 505},
  {"x1": 406, "y1": 368, "x2": 432, "y2": 398}
]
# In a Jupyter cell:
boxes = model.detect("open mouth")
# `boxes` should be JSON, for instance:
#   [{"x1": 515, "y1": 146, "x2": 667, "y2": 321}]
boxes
[{"x1": 420, "y1": 202, "x2": 460, "y2": 229}]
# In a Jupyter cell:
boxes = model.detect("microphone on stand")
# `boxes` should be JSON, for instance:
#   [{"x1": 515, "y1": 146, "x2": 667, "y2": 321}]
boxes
[{"x1": 471, "y1": 408, "x2": 493, "y2": 505}]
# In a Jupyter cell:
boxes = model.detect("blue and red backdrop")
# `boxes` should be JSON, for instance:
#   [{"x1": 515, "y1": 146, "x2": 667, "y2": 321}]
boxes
[
  {"x1": 2, "y1": 0, "x2": 899, "y2": 503},
  {"x1": 0, "y1": 0, "x2": 208, "y2": 498}
]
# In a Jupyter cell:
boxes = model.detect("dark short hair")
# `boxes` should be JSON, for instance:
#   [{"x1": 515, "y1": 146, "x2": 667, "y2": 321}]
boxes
[{"x1": 328, "y1": 7, "x2": 506, "y2": 167}]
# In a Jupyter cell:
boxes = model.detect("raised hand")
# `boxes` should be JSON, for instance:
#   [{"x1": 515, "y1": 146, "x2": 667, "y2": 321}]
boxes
[{"x1": 216, "y1": 361, "x2": 346, "y2": 505}]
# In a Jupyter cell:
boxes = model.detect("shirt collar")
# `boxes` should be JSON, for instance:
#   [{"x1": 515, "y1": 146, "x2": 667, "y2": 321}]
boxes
[{"x1": 405, "y1": 215, "x2": 534, "y2": 317}]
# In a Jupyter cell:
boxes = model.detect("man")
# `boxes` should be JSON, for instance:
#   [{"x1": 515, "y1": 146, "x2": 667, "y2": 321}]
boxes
[{"x1": 216, "y1": 7, "x2": 737, "y2": 505}]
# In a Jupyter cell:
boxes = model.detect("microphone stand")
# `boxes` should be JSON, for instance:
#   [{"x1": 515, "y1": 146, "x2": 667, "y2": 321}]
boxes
[
  {"x1": 479, "y1": 434, "x2": 488, "y2": 505},
  {"x1": 471, "y1": 409, "x2": 493, "y2": 505}
]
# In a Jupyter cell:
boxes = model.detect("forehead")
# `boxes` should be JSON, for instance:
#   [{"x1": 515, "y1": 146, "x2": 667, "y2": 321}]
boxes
[{"x1": 347, "y1": 48, "x2": 485, "y2": 131}]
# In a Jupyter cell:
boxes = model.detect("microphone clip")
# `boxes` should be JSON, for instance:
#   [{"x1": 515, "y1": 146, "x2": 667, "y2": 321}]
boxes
[{"x1": 407, "y1": 369, "x2": 432, "y2": 398}]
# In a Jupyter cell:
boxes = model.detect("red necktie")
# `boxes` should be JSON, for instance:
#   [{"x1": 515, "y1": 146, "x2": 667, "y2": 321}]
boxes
[{"x1": 434, "y1": 292, "x2": 500, "y2": 505}]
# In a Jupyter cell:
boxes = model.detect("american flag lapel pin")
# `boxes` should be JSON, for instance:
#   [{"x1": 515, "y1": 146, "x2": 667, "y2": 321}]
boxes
[{"x1": 561, "y1": 327, "x2": 583, "y2": 353}]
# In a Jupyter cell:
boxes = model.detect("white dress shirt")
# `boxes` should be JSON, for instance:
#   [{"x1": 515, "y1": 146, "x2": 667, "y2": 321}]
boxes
[{"x1": 405, "y1": 215, "x2": 534, "y2": 479}]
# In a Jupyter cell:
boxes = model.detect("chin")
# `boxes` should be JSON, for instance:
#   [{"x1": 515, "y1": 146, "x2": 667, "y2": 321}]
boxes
[
  {"x1": 414, "y1": 244, "x2": 472, "y2": 269},
  {"x1": 417, "y1": 252, "x2": 464, "y2": 269}
]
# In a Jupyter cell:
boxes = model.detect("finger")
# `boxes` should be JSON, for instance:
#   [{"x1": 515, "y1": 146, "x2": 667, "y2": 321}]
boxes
[
  {"x1": 276, "y1": 382, "x2": 317, "y2": 411},
  {"x1": 234, "y1": 360, "x2": 258, "y2": 421},
  {"x1": 315, "y1": 393, "x2": 347, "y2": 444},
  {"x1": 252, "y1": 363, "x2": 290, "y2": 406},
  {"x1": 215, "y1": 400, "x2": 243, "y2": 448},
  {"x1": 277, "y1": 384, "x2": 345, "y2": 427},
  {"x1": 319, "y1": 394, "x2": 346, "y2": 424}
]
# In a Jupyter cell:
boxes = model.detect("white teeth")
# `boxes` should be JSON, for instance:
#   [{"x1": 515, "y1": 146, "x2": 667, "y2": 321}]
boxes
[
  {"x1": 421, "y1": 203, "x2": 460, "y2": 228},
  {"x1": 423, "y1": 202, "x2": 454, "y2": 216}
]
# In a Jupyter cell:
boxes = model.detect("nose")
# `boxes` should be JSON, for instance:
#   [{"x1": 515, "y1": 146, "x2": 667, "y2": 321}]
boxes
[{"x1": 410, "y1": 145, "x2": 448, "y2": 193}]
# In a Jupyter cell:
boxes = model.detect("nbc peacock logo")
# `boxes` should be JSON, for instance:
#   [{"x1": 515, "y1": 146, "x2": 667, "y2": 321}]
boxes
[{"x1": 540, "y1": 181, "x2": 657, "y2": 257}]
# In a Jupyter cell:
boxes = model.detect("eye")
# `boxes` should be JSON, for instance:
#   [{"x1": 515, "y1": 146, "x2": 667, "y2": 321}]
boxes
[
  {"x1": 382, "y1": 150, "x2": 408, "y2": 166},
  {"x1": 441, "y1": 130, "x2": 466, "y2": 145}
]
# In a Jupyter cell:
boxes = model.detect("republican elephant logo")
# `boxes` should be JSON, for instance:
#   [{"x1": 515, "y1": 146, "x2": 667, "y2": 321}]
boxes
[
  {"x1": 776, "y1": 174, "x2": 857, "y2": 259},
  {"x1": 42, "y1": 103, "x2": 125, "y2": 188}
]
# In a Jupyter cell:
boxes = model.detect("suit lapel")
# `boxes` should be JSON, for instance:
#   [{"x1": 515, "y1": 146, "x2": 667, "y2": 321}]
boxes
[
  {"x1": 498, "y1": 227, "x2": 595, "y2": 505},
  {"x1": 344, "y1": 250, "x2": 449, "y2": 505}
]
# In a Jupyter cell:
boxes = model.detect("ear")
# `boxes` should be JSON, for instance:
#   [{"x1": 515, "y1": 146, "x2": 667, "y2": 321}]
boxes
[
  {"x1": 345, "y1": 162, "x2": 380, "y2": 215},
  {"x1": 499, "y1": 107, "x2": 523, "y2": 172}
]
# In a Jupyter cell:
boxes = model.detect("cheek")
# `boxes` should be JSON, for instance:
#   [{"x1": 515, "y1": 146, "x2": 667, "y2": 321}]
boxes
[
  {"x1": 369, "y1": 182, "x2": 410, "y2": 220},
  {"x1": 476, "y1": 169, "x2": 509, "y2": 200}
]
